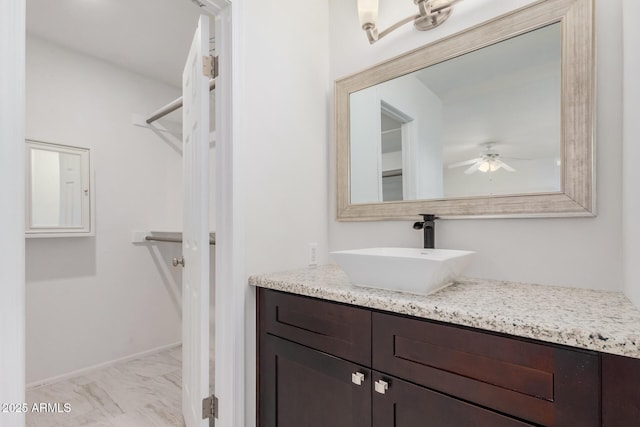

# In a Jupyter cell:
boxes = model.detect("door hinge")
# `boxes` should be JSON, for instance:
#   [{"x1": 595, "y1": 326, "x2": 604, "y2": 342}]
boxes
[
  {"x1": 203, "y1": 55, "x2": 219, "y2": 79},
  {"x1": 202, "y1": 394, "x2": 218, "y2": 420}
]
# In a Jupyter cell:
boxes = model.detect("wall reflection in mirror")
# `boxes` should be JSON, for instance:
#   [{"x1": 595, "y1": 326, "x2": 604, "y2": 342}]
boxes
[
  {"x1": 350, "y1": 23, "x2": 562, "y2": 204},
  {"x1": 26, "y1": 140, "x2": 93, "y2": 237}
]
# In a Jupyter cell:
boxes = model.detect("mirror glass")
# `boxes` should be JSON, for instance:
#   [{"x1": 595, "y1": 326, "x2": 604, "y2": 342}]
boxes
[
  {"x1": 349, "y1": 23, "x2": 562, "y2": 204},
  {"x1": 26, "y1": 140, "x2": 93, "y2": 236}
]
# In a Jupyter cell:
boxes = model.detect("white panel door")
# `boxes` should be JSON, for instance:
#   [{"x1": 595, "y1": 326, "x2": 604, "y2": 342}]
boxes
[{"x1": 182, "y1": 14, "x2": 211, "y2": 427}]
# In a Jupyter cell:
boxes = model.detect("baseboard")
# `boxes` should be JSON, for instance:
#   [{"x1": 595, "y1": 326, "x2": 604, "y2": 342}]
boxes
[{"x1": 26, "y1": 341, "x2": 182, "y2": 390}]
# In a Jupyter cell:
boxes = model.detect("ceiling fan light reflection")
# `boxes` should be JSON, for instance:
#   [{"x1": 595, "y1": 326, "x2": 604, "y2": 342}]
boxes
[{"x1": 477, "y1": 159, "x2": 502, "y2": 173}]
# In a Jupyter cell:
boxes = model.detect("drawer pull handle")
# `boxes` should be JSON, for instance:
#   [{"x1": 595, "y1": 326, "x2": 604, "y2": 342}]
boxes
[
  {"x1": 351, "y1": 372, "x2": 365, "y2": 386},
  {"x1": 375, "y1": 380, "x2": 389, "y2": 394}
]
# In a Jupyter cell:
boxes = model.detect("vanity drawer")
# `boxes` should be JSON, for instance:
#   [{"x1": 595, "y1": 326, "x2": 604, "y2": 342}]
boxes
[
  {"x1": 372, "y1": 312, "x2": 600, "y2": 426},
  {"x1": 258, "y1": 289, "x2": 371, "y2": 366}
]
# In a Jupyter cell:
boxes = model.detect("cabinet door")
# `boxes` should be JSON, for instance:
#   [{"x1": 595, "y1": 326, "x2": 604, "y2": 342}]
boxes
[
  {"x1": 371, "y1": 372, "x2": 535, "y2": 427},
  {"x1": 602, "y1": 353, "x2": 640, "y2": 426},
  {"x1": 259, "y1": 334, "x2": 371, "y2": 427}
]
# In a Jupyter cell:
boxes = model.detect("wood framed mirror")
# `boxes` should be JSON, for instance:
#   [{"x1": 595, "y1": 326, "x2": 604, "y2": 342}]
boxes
[{"x1": 335, "y1": 0, "x2": 594, "y2": 220}]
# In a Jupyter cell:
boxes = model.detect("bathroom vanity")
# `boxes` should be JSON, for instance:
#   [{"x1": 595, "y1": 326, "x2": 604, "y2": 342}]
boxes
[
  {"x1": 252, "y1": 266, "x2": 640, "y2": 426},
  {"x1": 280, "y1": 0, "x2": 615, "y2": 423}
]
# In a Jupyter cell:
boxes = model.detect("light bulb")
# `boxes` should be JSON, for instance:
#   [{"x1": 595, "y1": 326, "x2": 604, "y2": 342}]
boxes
[
  {"x1": 478, "y1": 162, "x2": 490, "y2": 173},
  {"x1": 357, "y1": 0, "x2": 379, "y2": 27}
]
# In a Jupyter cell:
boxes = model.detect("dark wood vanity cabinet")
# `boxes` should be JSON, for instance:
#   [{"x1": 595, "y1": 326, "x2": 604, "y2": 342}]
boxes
[{"x1": 258, "y1": 288, "x2": 639, "y2": 426}]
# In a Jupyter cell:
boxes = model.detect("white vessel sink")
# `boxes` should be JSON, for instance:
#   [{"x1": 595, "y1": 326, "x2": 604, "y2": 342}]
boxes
[{"x1": 330, "y1": 247, "x2": 474, "y2": 295}]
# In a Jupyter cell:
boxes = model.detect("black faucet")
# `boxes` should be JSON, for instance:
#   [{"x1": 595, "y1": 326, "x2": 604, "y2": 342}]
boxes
[{"x1": 413, "y1": 214, "x2": 437, "y2": 249}]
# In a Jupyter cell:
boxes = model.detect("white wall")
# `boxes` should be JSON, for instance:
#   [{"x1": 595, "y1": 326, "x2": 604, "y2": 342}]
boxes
[
  {"x1": 442, "y1": 71, "x2": 561, "y2": 197},
  {"x1": 25, "y1": 35, "x2": 184, "y2": 384},
  {"x1": 379, "y1": 77, "x2": 444, "y2": 200},
  {"x1": 238, "y1": 1, "x2": 330, "y2": 276},
  {"x1": 350, "y1": 88, "x2": 383, "y2": 202},
  {"x1": 30, "y1": 149, "x2": 61, "y2": 226},
  {"x1": 233, "y1": 1, "x2": 331, "y2": 426},
  {"x1": 350, "y1": 76, "x2": 443, "y2": 203},
  {"x1": 0, "y1": 0, "x2": 26, "y2": 423},
  {"x1": 329, "y1": 0, "x2": 624, "y2": 291},
  {"x1": 623, "y1": 0, "x2": 640, "y2": 307}
]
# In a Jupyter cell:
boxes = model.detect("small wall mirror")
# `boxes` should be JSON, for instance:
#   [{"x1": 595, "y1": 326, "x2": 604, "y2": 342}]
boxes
[
  {"x1": 336, "y1": 0, "x2": 594, "y2": 220},
  {"x1": 25, "y1": 140, "x2": 94, "y2": 237}
]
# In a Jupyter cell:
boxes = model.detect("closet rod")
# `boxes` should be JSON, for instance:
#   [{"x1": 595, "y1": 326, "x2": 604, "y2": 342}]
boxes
[
  {"x1": 146, "y1": 79, "x2": 216, "y2": 124},
  {"x1": 145, "y1": 236, "x2": 216, "y2": 245}
]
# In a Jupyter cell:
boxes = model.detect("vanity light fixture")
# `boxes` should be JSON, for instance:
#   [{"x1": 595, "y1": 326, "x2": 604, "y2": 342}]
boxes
[{"x1": 357, "y1": 0, "x2": 464, "y2": 44}]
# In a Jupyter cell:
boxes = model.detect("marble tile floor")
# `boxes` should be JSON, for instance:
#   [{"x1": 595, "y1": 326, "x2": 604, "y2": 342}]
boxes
[{"x1": 26, "y1": 345, "x2": 211, "y2": 427}]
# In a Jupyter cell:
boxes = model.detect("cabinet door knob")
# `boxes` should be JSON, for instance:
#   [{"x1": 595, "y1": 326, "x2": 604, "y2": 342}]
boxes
[
  {"x1": 351, "y1": 372, "x2": 365, "y2": 386},
  {"x1": 374, "y1": 379, "x2": 389, "y2": 394},
  {"x1": 172, "y1": 256, "x2": 185, "y2": 267}
]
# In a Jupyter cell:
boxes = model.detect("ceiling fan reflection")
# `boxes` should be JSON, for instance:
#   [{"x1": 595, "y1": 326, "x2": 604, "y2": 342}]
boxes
[{"x1": 448, "y1": 144, "x2": 524, "y2": 175}]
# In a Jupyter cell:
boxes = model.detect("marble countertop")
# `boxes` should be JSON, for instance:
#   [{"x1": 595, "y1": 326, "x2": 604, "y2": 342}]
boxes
[{"x1": 249, "y1": 265, "x2": 640, "y2": 359}]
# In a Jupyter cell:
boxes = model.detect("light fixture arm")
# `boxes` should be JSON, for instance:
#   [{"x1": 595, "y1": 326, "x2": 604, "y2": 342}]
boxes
[
  {"x1": 416, "y1": 0, "x2": 431, "y2": 17},
  {"x1": 360, "y1": 0, "x2": 464, "y2": 44}
]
